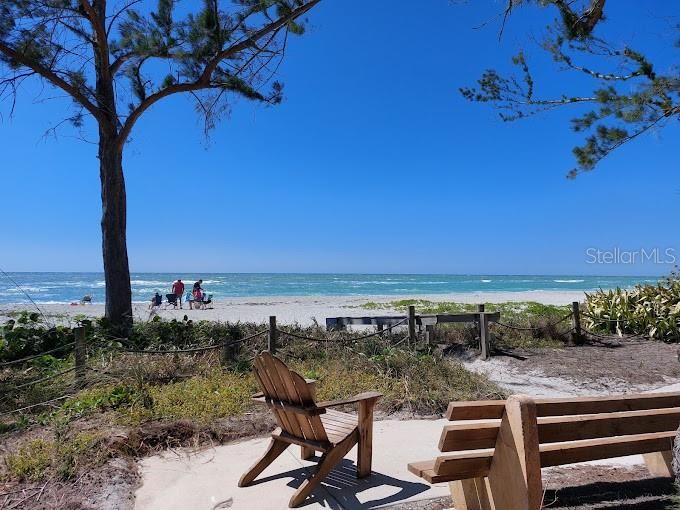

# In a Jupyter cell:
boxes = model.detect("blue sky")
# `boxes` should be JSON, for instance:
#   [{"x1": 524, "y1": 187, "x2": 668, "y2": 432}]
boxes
[{"x1": 1, "y1": 0, "x2": 678, "y2": 275}]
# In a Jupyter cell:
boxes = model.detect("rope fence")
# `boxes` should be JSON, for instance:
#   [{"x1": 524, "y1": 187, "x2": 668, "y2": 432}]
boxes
[
  {"x1": 121, "y1": 328, "x2": 270, "y2": 354},
  {"x1": 0, "y1": 342, "x2": 75, "y2": 367},
  {"x1": 494, "y1": 311, "x2": 575, "y2": 333},
  {"x1": 1, "y1": 303, "x2": 666, "y2": 419},
  {"x1": 275, "y1": 317, "x2": 409, "y2": 343}
]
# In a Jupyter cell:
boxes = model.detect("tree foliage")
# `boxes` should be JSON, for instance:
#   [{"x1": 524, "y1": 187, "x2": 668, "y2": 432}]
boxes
[
  {"x1": 460, "y1": 0, "x2": 679, "y2": 177},
  {"x1": 0, "y1": 0, "x2": 319, "y2": 144}
]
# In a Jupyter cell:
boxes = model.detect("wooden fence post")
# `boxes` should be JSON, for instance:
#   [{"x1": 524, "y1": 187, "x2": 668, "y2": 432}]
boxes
[
  {"x1": 571, "y1": 301, "x2": 582, "y2": 345},
  {"x1": 480, "y1": 314, "x2": 490, "y2": 361},
  {"x1": 425, "y1": 325, "x2": 435, "y2": 347},
  {"x1": 74, "y1": 326, "x2": 86, "y2": 387},
  {"x1": 407, "y1": 305, "x2": 416, "y2": 348},
  {"x1": 221, "y1": 339, "x2": 236, "y2": 366},
  {"x1": 477, "y1": 304, "x2": 490, "y2": 360},
  {"x1": 268, "y1": 316, "x2": 277, "y2": 354}
]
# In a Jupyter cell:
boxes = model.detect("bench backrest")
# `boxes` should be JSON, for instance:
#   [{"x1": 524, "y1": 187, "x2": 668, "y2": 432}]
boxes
[
  {"x1": 433, "y1": 392, "x2": 680, "y2": 480},
  {"x1": 253, "y1": 352, "x2": 329, "y2": 446},
  {"x1": 442, "y1": 393, "x2": 680, "y2": 451},
  {"x1": 409, "y1": 393, "x2": 679, "y2": 510}
]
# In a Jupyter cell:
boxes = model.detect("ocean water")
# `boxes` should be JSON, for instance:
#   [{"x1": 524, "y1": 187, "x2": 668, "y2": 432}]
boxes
[{"x1": 0, "y1": 273, "x2": 662, "y2": 305}]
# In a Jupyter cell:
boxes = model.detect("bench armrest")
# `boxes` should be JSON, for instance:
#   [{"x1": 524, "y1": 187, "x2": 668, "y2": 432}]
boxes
[{"x1": 317, "y1": 391, "x2": 382, "y2": 409}]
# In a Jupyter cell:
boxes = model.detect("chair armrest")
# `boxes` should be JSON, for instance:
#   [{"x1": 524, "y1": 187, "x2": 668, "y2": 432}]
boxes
[{"x1": 317, "y1": 391, "x2": 382, "y2": 409}]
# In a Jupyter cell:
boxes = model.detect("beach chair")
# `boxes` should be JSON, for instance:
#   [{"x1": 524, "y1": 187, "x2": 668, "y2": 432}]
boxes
[
  {"x1": 201, "y1": 293, "x2": 213, "y2": 308},
  {"x1": 239, "y1": 352, "x2": 382, "y2": 507},
  {"x1": 166, "y1": 293, "x2": 178, "y2": 308}
]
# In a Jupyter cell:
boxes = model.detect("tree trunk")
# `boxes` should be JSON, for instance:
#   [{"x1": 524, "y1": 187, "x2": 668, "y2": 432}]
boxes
[
  {"x1": 99, "y1": 135, "x2": 132, "y2": 334},
  {"x1": 90, "y1": 1, "x2": 132, "y2": 335}
]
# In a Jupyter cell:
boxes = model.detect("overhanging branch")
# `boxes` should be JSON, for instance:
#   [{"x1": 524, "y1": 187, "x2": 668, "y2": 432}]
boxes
[
  {"x1": 117, "y1": 0, "x2": 321, "y2": 149},
  {"x1": 0, "y1": 41, "x2": 104, "y2": 123}
]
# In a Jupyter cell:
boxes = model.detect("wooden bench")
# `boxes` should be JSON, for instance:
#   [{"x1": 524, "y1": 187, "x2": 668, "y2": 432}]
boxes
[{"x1": 408, "y1": 392, "x2": 679, "y2": 510}]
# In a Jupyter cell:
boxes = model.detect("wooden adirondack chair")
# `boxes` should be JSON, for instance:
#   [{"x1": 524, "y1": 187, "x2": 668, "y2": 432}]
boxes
[{"x1": 238, "y1": 351, "x2": 382, "y2": 507}]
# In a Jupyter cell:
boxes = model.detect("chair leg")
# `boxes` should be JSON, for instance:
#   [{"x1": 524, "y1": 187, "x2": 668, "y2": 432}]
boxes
[
  {"x1": 301, "y1": 446, "x2": 315, "y2": 460},
  {"x1": 357, "y1": 396, "x2": 378, "y2": 478},
  {"x1": 289, "y1": 433, "x2": 357, "y2": 508},
  {"x1": 238, "y1": 438, "x2": 289, "y2": 487}
]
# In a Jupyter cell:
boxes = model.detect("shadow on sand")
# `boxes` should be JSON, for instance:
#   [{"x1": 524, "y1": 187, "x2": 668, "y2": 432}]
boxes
[
  {"x1": 250, "y1": 457, "x2": 430, "y2": 509},
  {"x1": 543, "y1": 477, "x2": 677, "y2": 509}
]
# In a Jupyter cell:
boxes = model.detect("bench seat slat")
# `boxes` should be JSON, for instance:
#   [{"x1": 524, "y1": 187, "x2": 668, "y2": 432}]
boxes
[
  {"x1": 411, "y1": 431, "x2": 677, "y2": 484},
  {"x1": 408, "y1": 449, "x2": 494, "y2": 484}
]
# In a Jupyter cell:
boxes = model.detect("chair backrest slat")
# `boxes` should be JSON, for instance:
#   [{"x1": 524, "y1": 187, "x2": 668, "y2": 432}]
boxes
[
  {"x1": 253, "y1": 352, "x2": 328, "y2": 444},
  {"x1": 254, "y1": 356, "x2": 297, "y2": 434}
]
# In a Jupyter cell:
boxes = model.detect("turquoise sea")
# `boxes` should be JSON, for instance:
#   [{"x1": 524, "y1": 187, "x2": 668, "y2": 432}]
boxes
[{"x1": 0, "y1": 273, "x2": 663, "y2": 305}]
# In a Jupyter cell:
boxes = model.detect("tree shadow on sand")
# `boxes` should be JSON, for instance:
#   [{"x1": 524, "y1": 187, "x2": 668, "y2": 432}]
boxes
[{"x1": 250, "y1": 457, "x2": 430, "y2": 509}]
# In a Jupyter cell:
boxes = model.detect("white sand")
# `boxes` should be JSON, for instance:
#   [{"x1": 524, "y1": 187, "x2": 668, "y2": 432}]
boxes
[{"x1": 1, "y1": 290, "x2": 586, "y2": 326}]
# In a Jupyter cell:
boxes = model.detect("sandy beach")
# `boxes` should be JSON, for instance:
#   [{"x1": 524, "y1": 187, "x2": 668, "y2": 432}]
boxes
[{"x1": 1, "y1": 290, "x2": 587, "y2": 326}]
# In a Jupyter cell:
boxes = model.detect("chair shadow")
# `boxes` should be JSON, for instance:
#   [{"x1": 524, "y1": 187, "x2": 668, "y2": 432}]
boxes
[{"x1": 251, "y1": 457, "x2": 431, "y2": 509}]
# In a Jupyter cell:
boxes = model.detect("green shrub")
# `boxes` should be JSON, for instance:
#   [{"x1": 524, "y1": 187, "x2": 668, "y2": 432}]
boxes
[
  {"x1": 584, "y1": 275, "x2": 680, "y2": 341},
  {"x1": 4, "y1": 433, "x2": 103, "y2": 482}
]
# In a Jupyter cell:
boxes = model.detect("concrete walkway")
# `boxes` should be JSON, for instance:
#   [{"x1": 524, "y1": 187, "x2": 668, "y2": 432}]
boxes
[
  {"x1": 135, "y1": 417, "x2": 647, "y2": 510},
  {"x1": 135, "y1": 419, "x2": 450, "y2": 510}
]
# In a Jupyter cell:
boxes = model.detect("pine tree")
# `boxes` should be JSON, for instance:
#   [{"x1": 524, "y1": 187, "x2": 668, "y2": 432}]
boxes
[
  {"x1": 0, "y1": 0, "x2": 321, "y2": 332},
  {"x1": 459, "y1": 0, "x2": 679, "y2": 177}
]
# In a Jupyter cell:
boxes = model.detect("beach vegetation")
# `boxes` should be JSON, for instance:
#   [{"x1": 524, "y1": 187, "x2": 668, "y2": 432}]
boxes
[
  {"x1": 584, "y1": 274, "x2": 680, "y2": 341},
  {"x1": 361, "y1": 300, "x2": 572, "y2": 349},
  {"x1": 0, "y1": 319, "x2": 503, "y2": 484},
  {"x1": 4, "y1": 431, "x2": 104, "y2": 482}
]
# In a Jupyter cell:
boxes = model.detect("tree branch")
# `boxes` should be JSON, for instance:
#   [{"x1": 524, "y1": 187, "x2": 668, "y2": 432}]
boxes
[
  {"x1": 117, "y1": 0, "x2": 321, "y2": 150},
  {"x1": 0, "y1": 41, "x2": 104, "y2": 123},
  {"x1": 199, "y1": 0, "x2": 320, "y2": 82}
]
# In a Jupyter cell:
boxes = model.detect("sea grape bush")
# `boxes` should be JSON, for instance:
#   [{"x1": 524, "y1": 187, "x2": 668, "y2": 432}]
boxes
[
  {"x1": 0, "y1": 312, "x2": 75, "y2": 362},
  {"x1": 584, "y1": 275, "x2": 680, "y2": 341}
]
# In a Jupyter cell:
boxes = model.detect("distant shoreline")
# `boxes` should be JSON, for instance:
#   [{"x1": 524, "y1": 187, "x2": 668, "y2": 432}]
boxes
[
  {"x1": 0, "y1": 290, "x2": 587, "y2": 326},
  {"x1": 0, "y1": 272, "x2": 659, "y2": 307}
]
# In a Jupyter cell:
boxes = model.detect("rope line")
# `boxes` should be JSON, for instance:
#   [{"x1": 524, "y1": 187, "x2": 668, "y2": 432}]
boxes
[
  {"x1": 581, "y1": 327, "x2": 618, "y2": 340},
  {"x1": 275, "y1": 318, "x2": 409, "y2": 343},
  {"x1": 493, "y1": 312, "x2": 574, "y2": 332},
  {"x1": 122, "y1": 329, "x2": 269, "y2": 354},
  {"x1": 0, "y1": 342, "x2": 75, "y2": 367},
  {"x1": 11, "y1": 366, "x2": 78, "y2": 390},
  {"x1": 0, "y1": 395, "x2": 72, "y2": 417},
  {"x1": 0, "y1": 267, "x2": 49, "y2": 325}
]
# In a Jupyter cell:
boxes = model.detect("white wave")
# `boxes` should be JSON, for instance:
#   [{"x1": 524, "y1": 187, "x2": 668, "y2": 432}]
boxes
[
  {"x1": 553, "y1": 279, "x2": 585, "y2": 283},
  {"x1": 0, "y1": 287, "x2": 50, "y2": 293},
  {"x1": 481, "y1": 279, "x2": 492, "y2": 283},
  {"x1": 131, "y1": 280, "x2": 170, "y2": 286}
]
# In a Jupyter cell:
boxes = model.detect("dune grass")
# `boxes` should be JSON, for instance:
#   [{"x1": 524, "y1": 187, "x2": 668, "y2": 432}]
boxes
[{"x1": 0, "y1": 321, "x2": 504, "y2": 485}]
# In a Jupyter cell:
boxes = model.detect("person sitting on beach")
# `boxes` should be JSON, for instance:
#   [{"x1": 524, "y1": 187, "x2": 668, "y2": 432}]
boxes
[
  {"x1": 171, "y1": 279, "x2": 185, "y2": 309},
  {"x1": 149, "y1": 292, "x2": 162, "y2": 309},
  {"x1": 190, "y1": 280, "x2": 203, "y2": 310}
]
